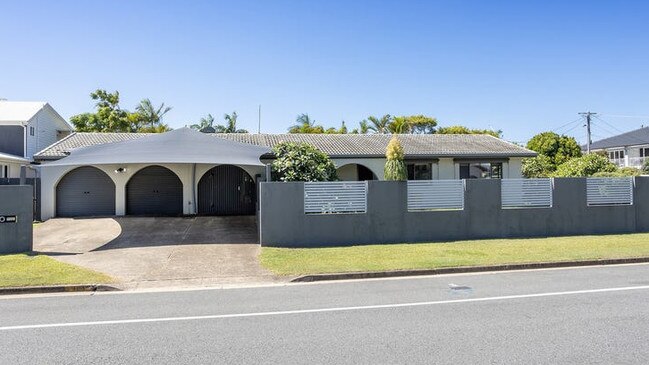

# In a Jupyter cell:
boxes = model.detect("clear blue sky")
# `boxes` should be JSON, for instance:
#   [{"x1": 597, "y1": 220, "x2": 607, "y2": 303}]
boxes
[{"x1": 1, "y1": 0, "x2": 648, "y2": 144}]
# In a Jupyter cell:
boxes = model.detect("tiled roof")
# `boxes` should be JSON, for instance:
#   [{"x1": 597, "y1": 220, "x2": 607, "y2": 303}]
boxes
[
  {"x1": 588, "y1": 126, "x2": 649, "y2": 150},
  {"x1": 35, "y1": 131, "x2": 536, "y2": 160}
]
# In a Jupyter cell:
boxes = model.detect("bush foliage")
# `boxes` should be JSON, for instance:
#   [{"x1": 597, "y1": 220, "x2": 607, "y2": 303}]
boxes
[
  {"x1": 552, "y1": 154, "x2": 617, "y2": 177},
  {"x1": 271, "y1": 142, "x2": 337, "y2": 182}
]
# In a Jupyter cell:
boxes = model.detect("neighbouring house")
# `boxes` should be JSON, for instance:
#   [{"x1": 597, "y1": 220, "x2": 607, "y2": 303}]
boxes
[
  {"x1": 0, "y1": 152, "x2": 28, "y2": 179},
  {"x1": 0, "y1": 100, "x2": 72, "y2": 177},
  {"x1": 34, "y1": 128, "x2": 535, "y2": 220},
  {"x1": 587, "y1": 126, "x2": 649, "y2": 168}
]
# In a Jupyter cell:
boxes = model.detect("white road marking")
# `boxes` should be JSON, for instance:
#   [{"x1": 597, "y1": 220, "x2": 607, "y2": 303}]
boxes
[{"x1": 2, "y1": 285, "x2": 649, "y2": 331}]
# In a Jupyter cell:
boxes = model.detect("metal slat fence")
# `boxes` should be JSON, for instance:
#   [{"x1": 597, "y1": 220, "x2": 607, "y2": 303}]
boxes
[
  {"x1": 304, "y1": 181, "x2": 367, "y2": 214},
  {"x1": 501, "y1": 178, "x2": 553, "y2": 209},
  {"x1": 586, "y1": 177, "x2": 634, "y2": 206},
  {"x1": 407, "y1": 180, "x2": 465, "y2": 211}
]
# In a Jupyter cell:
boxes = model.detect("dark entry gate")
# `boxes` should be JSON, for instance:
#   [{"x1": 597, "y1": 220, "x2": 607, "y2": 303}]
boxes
[{"x1": 198, "y1": 165, "x2": 255, "y2": 215}]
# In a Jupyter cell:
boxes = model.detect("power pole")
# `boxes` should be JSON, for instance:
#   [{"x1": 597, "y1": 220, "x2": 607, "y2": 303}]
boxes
[{"x1": 579, "y1": 111, "x2": 597, "y2": 153}]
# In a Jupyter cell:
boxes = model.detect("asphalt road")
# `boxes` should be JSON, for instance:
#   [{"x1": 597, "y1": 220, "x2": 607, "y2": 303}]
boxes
[{"x1": 2, "y1": 264, "x2": 649, "y2": 364}]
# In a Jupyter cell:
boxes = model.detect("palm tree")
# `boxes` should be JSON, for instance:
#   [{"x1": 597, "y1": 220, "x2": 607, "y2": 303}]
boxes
[
  {"x1": 221, "y1": 111, "x2": 248, "y2": 133},
  {"x1": 358, "y1": 120, "x2": 369, "y2": 134},
  {"x1": 388, "y1": 116, "x2": 411, "y2": 134},
  {"x1": 191, "y1": 114, "x2": 215, "y2": 130},
  {"x1": 135, "y1": 99, "x2": 172, "y2": 129},
  {"x1": 288, "y1": 113, "x2": 324, "y2": 133},
  {"x1": 366, "y1": 114, "x2": 392, "y2": 134}
]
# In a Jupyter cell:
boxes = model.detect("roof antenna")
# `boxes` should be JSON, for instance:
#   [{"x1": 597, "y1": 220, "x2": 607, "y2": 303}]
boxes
[{"x1": 258, "y1": 104, "x2": 261, "y2": 134}]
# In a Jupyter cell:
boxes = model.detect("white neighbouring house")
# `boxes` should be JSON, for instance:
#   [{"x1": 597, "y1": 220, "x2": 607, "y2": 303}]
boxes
[
  {"x1": 587, "y1": 126, "x2": 649, "y2": 169},
  {"x1": 0, "y1": 100, "x2": 72, "y2": 177},
  {"x1": 34, "y1": 128, "x2": 536, "y2": 220}
]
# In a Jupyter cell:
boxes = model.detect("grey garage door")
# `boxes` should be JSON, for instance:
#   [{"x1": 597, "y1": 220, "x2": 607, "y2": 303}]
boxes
[
  {"x1": 126, "y1": 166, "x2": 183, "y2": 216},
  {"x1": 198, "y1": 165, "x2": 256, "y2": 216},
  {"x1": 56, "y1": 166, "x2": 116, "y2": 217}
]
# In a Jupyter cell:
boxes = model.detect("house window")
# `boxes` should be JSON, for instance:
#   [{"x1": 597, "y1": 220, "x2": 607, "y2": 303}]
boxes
[
  {"x1": 459, "y1": 162, "x2": 503, "y2": 179},
  {"x1": 407, "y1": 162, "x2": 432, "y2": 180},
  {"x1": 640, "y1": 148, "x2": 649, "y2": 158},
  {"x1": 0, "y1": 165, "x2": 7, "y2": 178},
  {"x1": 608, "y1": 150, "x2": 624, "y2": 159},
  {"x1": 29, "y1": 126, "x2": 35, "y2": 136}
]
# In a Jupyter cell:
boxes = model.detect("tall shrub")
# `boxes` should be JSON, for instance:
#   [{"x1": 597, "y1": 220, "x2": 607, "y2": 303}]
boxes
[
  {"x1": 553, "y1": 154, "x2": 617, "y2": 177},
  {"x1": 384, "y1": 137, "x2": 407, "y2": 181},
  {"x1": 271, "y1": 142, "x2": 337, "y2": 182}
]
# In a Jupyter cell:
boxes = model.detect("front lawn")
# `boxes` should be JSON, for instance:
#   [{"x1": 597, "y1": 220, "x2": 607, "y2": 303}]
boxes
[
  {"x1": 260, "y1": 233, "x2": 649, "y2": 276},
  {"x1": 0, "y1": 254, "x2": 114, "y2": 287}
]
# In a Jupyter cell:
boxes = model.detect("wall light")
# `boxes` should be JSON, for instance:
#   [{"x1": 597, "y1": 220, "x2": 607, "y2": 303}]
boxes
[{"x1": 115, "y1": 167, "x2": 127, "y2": 173}]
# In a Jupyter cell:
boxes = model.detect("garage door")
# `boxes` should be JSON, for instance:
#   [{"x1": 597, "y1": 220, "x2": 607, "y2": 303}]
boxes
[
  {"x1": 198, "y1": 165, "x2": 256, "y2": 215},
  {"x1": 56, "y1": 166, "x2": 116, "y2": 217},
  {"x1": 126, "y1": 166, "x2": 183, "y2": 216}
]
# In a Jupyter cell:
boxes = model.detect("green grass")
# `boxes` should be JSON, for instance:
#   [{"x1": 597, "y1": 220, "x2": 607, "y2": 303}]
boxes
[
  {"x1": 260, "y1": 233, "x2": 649, "y2": 276},
  {"x1": 0, "y1": 254, "x2": 114, "y2": 287}
]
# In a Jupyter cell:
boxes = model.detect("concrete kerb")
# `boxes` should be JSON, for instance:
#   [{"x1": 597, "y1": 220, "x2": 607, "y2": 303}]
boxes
[
  {"x1": 0, "y1": 284, "x2": 121, "y2": 296},
  {"x1": 291, "y1": 257, "x2": 649, "y2": 282}
]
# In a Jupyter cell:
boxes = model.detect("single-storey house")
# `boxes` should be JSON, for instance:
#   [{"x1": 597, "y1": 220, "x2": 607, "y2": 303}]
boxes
[
  {"x1": 586, "y1": 126, "x2": 649, "y2": 168},
  {"x1": 35, "y1": 128, "x2": 535, "y2": 220}
]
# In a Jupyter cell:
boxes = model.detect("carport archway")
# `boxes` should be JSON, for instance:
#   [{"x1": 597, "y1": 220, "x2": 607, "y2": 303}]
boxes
[
  {"x1": 336, "y1": 163, "x2": 378, "y2": 181},
  {"x1": 126, "y1": 165, "x2": 183, "y2": 216},
  {"x1": 198, "y1": 165, "x2": 256, "y2": 216},
  {"x1": 56, "y1": 166, "x2": 116, "y2": 217}
]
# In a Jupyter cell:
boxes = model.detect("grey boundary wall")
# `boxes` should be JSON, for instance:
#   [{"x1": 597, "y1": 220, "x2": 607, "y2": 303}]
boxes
[
  {"x1": 0, "y1": 178, "x2": 40, "y2": 221},
  {"x1": 0, "y1": 185, "x2": 33, "y2": 253},
  {"x1": 259, "y1": 177, "x2": 649, "y2": 247}
]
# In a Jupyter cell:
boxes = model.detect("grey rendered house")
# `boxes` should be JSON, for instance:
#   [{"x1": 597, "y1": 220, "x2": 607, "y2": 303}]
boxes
[
  {"x1": 0, "y1": 100, "x2": 71, "y2": 177},
  {"x1": 34, "y1": 128, "x2": 535, "y2": 220}
]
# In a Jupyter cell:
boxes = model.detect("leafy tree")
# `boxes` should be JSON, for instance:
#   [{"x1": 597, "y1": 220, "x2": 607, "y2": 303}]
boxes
[
  {"x1": 135, "y1": 98, "x2": 172, "y2": 131},
  {"x1": 288, "y1": 114, "x2": 325, "y2": 134},
  {"x1": 437, "y1": 125, "x2": 502, "y2": 138},
  {"x1": 216, "y1": 111, "x2": 248, "y2": 133},
  {"x1": 70, "y1": 89, "x2": 172, "y2": 133},
  {"x1": 384, "y1": 137, "x2": 407, "y2": 181},
  {"x1": 522, "y1": 155, "x2": 555, "y2": 178},
  {"x1": 526, "y1": 132, "x2": 582, "y2": 166},
  {"x1": 191, "y1": 114, "x2": 215, "y2": 130},
  {"x1": 553, "y1": 154, "x2": 617, "y2": 177},
  {"x1": 396, "y1": 115, "x2": 438, "y2": 134},
  {"x1": 271, "y1": 142, "x2": 337, "y2": 181},
  {"x1": 366, "y1": 114, "x2": 392, "y2": 134},
  {"x1": 643, "y1": 160, "x2": 649, "y2": 174}
]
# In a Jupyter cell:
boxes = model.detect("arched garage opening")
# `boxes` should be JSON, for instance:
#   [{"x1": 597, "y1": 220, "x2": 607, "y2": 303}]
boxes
[
  {"x1": 56, "y1": 166, "x2": 116, "y2": 217},
  {"x1": 336, "y1": 163, "x2": 378, "y2": 181},
  {"x1": 126, "y1": 166, "x2": 183, "y2": 216},
  {"x1": 198, "y1": 165, "x2": 256, "y2": 216}
]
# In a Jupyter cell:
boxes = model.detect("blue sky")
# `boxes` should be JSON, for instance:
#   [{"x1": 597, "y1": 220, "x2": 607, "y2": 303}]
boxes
[{"x1": 1, "y1": 0, "x2": 648, "y2": 144}]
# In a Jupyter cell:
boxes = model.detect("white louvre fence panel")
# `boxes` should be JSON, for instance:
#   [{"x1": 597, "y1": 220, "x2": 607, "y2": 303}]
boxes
[
  {"x1": 407, "y1": 180, "x2": 465, "y2": 211},
  {"x1": 304, "y1": 181, "x2": 367, "y2": 214},
  {"x1": 586, "y1": 177, "x2": 634, "y2": 206},
  {"x1": 501, "y1": 178, "x2": 553, "y2": 209}
]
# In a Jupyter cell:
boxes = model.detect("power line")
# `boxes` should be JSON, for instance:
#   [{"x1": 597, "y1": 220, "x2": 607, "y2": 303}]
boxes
[
  {"x1": 552, "y1": 118, "x2": 583, "y2": 133},
  {"x1": 600, "y1": 114, "x2": 649, "y2": 119}
]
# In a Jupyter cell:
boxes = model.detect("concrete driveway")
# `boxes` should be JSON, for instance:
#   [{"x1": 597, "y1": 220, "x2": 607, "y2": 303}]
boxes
[{"x1": 34, "y1": 216, "x2": 283, "y2": 290}]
